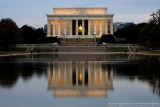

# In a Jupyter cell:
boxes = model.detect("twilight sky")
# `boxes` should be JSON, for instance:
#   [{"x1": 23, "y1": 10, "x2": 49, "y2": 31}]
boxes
[{"x1": 0, "y1": 0, "x2": 160, "y2": 28}]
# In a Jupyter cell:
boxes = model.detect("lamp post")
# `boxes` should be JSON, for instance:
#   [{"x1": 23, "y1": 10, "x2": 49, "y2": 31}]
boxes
[
  {"x1": 93, "y1": 34, "x2": 96, "y2": 42},
  {"x1": 63, "y1": 33, "x2": 66, "y2": 42}
]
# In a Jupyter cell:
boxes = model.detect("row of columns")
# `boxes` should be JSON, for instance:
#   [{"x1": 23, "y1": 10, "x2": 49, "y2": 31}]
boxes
[
  {"x1": 47, "y1": 19, "x2": 113, "y2": 37},
  {"x1": 48, "y1": 61, "x2": 113, "y2": 88}
]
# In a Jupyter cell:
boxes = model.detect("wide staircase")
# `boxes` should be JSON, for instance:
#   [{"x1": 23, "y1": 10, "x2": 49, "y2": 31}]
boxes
[
  {"x1": 60, "y1": 42, "x2": 98, "y2": 46},
  {"x1": 66, "y1": 38, "x2": 94, "y2": 42},
  {"x1": 60, "y1": 38, "x2": 98, "y2": 46},
  {"x1": 55, "y1": 38, "x2": 105, "y2": 52}
]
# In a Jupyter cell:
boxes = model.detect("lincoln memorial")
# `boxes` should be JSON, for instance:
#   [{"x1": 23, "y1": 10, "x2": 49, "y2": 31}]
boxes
[
  {"x1": 46, "y1": 8, "x2": 114, "y2": 39},
  {"x1": 47, "y1": 61, "x2": 113, "y2": 97}
]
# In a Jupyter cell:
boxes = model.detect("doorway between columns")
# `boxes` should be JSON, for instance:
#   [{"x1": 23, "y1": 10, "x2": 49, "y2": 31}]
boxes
[{"x1": 72, "y1": 20, "x2": 88, "y2": 36}]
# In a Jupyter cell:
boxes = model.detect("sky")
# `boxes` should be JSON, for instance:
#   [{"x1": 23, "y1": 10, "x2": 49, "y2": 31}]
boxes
[{"x1": 0, "y1": 0, "x2": 160, "y2": 28}]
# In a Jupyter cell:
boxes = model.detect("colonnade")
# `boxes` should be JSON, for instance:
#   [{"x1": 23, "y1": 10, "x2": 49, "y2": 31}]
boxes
[
  {"x1": 47, "y1": 61, "x2": 113, "y2": 89},
  {"x1": 47, "y1": 19, "x2": 113, "y2": 38}
]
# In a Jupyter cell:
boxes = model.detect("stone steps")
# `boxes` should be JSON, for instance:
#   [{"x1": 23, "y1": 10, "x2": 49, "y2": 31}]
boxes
[
  {"x1": 60, "y1": 42, "x2": 98, "y2": 46},
  {"x1": 66, "y1": 38, "x2": 94, "y2": 42}
]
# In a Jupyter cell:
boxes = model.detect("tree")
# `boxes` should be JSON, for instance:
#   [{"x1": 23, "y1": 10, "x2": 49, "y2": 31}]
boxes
[
  {"x1": 114, "y1": 23, "x2": 146, "y2": 43},
  {"x1": 139, "y1": 10, "x2": 160, "y2": 48},
  {"x1": 99, "y1": 34, "x2": 115, "y2": 43},
  {"x1": 0, "y1": 18, "x2": 20, "y2": 50},
  {"x1": 20, "y1": 25, "x2": 59, "y2": 44},
  {"x1": 20, "y1": 25, "x2": 35, "y2": 44},
  {"x1": 34, "y1": 28, "x2": 46, "y2": 43}
]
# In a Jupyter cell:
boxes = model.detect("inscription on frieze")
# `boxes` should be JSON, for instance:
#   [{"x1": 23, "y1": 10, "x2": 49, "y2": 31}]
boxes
[{"x1": 53, "y1": 8, "x2": 107, "y2": 15}]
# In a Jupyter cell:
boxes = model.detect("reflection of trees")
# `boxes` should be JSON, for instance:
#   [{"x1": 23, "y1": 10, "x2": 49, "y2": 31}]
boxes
[
  {"x1": 115, "y1": 56, "x2": 160, "y2": 96},
  {"x1": 0, "y1": 63, "x2": 19, "y2": 88},
  {"x1": 140, "y1": 56, "x2": 160, "y2": 96},
  {"x1": 0, "y1": 62, "x2": 47, "y2": 88}
]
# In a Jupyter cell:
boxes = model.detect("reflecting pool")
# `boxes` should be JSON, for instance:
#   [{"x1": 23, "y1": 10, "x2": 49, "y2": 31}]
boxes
[{"x1": 0, "y1": 54, "x2": 160, "y2": 107}]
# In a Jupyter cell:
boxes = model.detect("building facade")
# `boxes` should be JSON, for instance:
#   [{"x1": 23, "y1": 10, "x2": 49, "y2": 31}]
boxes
[{"x1": 46, "y1": 8, "x2": 114, "y2": 39}]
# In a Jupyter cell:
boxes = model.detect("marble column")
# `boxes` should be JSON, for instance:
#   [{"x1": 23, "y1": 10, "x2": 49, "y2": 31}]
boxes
[
  {"x1": 76, "y1": 20, "x2": 78, "y2": 35},
  {"x1": 58, "y1": 63, "x2": 61, "y2": 86},
  {"x1": 53, "y1": 20, "x2": 55, "y2": 36},
  {"x1": 58, "y1": 20, "x2": 61, "y2": 37},
  {"x1": 110, "y1": 20, "x2": 113, "y2": 35},
  {"x1": 100, "y1": 20, "x2": 102, "y2": 36},
  {"x1": 76, "y1": 62, "x2": 78, "y2": 86},
  {"x1": 106, "y1": 71, "x2": 108, "y2": 87},
  {"x1": 47, "y1": 20, "x2": 51, "y2": 36},
  {"x1": 94, "y1": 19, "x2": 96, "y2": 35},
  {"x1": 64, "y1": 20, "x2": 66, "y2": 35},
  {"x1": 53, "y1": 65, "x2": 55, "y2": 87},
  {"x1": 64, "y1": 62, "x2": 66, "y2": 85},
  {"x1": 110, "y1": 70, "x2": 113, "y2": 88},
  {"x1": 70, "y1": 20, "x2": 72, "y2": 36},
  {"x1": 82, "y1": 62, "x2": 85, "y2": 87},
  {"x1": 88, "y1": 69, "x2": 90, "y2": 86},
  {"x1": 88, "y1": 19, "x2": 90, "y2": 35},
  {"x1": 105, "y1": 20, "x2": 108, "y2": 35},
  {"x1": 100, "y1": 70, "x2": 102, "y2": 86},
  {"x1": 82, "y1": 19, "x2": 84, "y2": 35},
  {"x1": 48, "y1": 66, "x2": 52, "y2": 86},
  {"x1": 70, "y1": 62, "x2": 73, "y2": 86}
]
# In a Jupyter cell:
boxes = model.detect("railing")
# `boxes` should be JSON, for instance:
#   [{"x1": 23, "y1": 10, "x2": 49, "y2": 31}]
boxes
[
  {"x1": 26, "y1": 46, "x2": 34, "y2": 53},
  {"x1": 128, "y1": 46, "x2": 136, "y2": 52}
]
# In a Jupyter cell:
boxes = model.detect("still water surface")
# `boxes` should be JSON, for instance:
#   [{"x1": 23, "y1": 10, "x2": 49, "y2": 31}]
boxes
[{"x1": 0, "y1": 54, "x2": 160, "y2": 107}]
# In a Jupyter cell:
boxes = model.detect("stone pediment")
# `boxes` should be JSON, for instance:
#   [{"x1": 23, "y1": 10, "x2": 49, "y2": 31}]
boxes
[{"x1": 53, "y1": 8, "x2": 107, "y2": 15}]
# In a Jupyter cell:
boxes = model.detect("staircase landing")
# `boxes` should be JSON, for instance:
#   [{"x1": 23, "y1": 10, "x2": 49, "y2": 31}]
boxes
[
  {"x1": 61, "y1": 38, "x2": 98, "y2": 46},
  {"x1": 65, "y1": 38, "x2": 95, "y2": 42}
]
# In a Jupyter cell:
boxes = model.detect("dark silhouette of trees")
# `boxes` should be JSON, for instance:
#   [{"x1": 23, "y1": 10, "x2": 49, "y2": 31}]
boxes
[
  {"x1": 99, "y1": 34, "x2": 115, "y2": 43},
  {"x1": 114, "y1": 9, "x2": 160, "y2": 49},
  {"x1": 114, "y1": 23, "x2": 147, "y2": 43},
  {"x1": 0, "y1": 61, "x2": 47, "y2": 88},
  {"x1": 20, "y1": 25, "x2": 35, "y2": 44},
  {"x1": 0, "y1": 18, "x2": 20, "y2": 50},
  {"x1": 20, "y1": 25, "x2": 59, "y2": 44},
  {"x1": 139, "y1": 10, "x2": 160, "y2": 48}
]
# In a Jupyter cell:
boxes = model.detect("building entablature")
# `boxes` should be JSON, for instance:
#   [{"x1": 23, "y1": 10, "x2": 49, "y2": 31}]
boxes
[
  {"x1": 47, "y1": 14, "x2": 114, "y2": 20},
  {"x1": 53, "y1": 8, "x2": 108, "y2": 15}
]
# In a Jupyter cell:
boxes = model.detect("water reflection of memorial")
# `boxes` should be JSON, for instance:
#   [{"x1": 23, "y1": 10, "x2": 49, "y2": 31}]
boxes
[{"x1": 47, "y1": 61, "x2": 113, "y2": 97}]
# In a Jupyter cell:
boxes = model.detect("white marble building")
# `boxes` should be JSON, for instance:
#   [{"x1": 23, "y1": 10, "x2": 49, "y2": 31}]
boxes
[
  {"x1": 47, "y1": 8, "x2": 114, "y2": 39},
  {"x1": 47, "y1": 61, "x2": 113, "y2": 97}
]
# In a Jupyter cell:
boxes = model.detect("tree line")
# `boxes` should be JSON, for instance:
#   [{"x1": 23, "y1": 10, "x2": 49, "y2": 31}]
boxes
[
  {"x1": 0, "y1": 10, "x2": 159, "y2": 50},
  {"x1": 0, "y1": 19, "x2": 58, "y2": 51},
  {"x1": 114, "y1": 10, "x2": 160, "y2": 48},
  {"x1": 100, "y1": 10, "x2": 160, "y2": 49}
]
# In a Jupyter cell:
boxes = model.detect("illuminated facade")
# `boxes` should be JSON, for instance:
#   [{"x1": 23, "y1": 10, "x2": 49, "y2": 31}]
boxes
[
  {"x1": 46, "y1": 8, "x2": 114, "y2": 39},
  {"x1": 47, "y1": 61, "x2": 114, "y2": 97}
]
